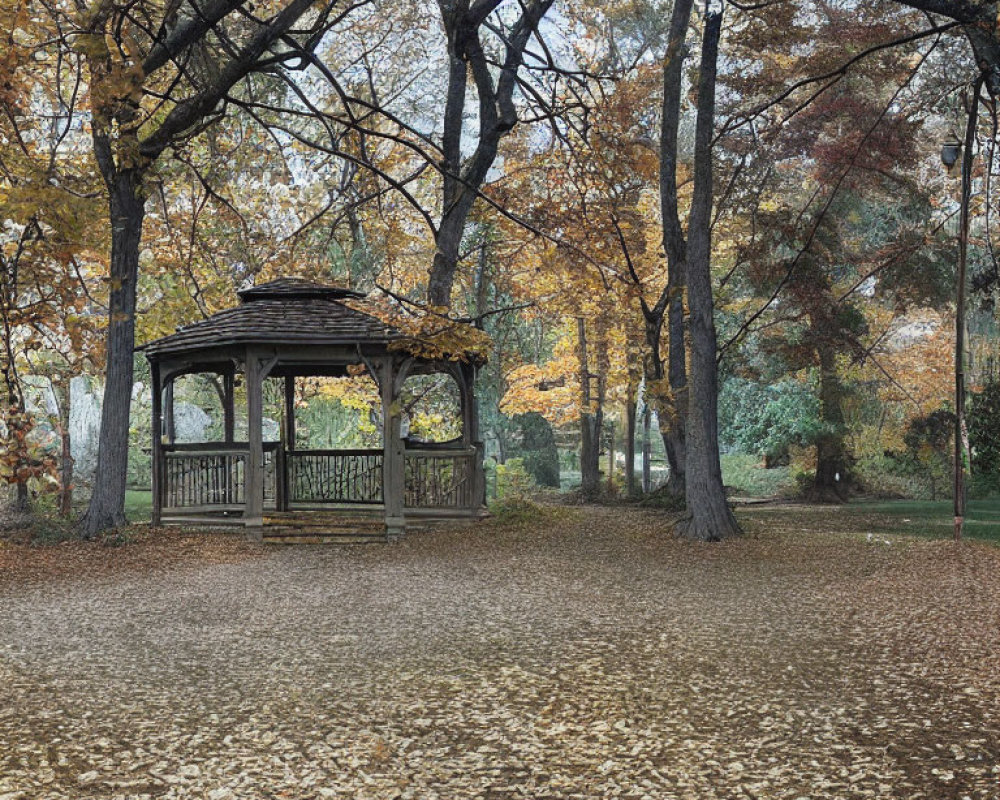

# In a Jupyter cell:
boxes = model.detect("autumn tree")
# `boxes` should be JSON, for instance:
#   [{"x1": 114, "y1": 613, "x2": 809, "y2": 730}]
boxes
[
  {"x1": 1, "y1": 2, "x2": 104, "y2": 513},
  {"x1": 39, "y1": 0, "x2": 358, "y2": 536}
]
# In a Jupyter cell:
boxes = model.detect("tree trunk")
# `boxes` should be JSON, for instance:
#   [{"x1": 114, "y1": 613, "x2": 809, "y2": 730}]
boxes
[
  {"x1": 810, "y1": 344, "x2": 850, "y2": 502},
  {"x1": 580, "y1": 413, "x2": 602, "y2": 496},
  {"x1": 656, "y1": 0, "x2": 694, "y2": 500},
  {"x1": 0, "y1": 298, "x2": 29, "y2": 514},
  {"x1": 606, "y1": 420, "x2": 616, "y2": 493},
  {"x1": 661, "y1": 290, "x2": 687, "y2": 495},
  {"x1": 81, "y1": 169, "x2": 146, "y2": 537},
  {"x1": 54, "y1": 380, "x2": 74, "y2": 517},
  {"x1": 625, "y1": 387, "x2": 636, "y2": 496},
  {"x1": 642, "y1": 398, "x2": 652, "y2": 493},
  {"x1": 428, "y1": 176, "x2": 482, "y2": 308},
  {"x1": 427, "y1": 0, "x2": 555, "y2": 308},
  {"x1": 675, "y1": 8, "x2": 740, "y2": 541},
  {"x1": 14, "y1": 482, "x2": 29, "y2": 514},
  {"x1": 577, "y1": 317, "x2": 601, "y2": 496}
]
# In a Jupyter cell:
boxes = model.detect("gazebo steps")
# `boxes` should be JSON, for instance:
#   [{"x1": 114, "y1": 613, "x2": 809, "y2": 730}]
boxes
[
  {"x1": 261, "y1": 514, "x2": 388, "y2": 544},
  {"x1": 263, "y1": 531, "x2": 388, "y2": 544},
  {"x1": 160, "y1": 514, "x2": 246, "y2": 528}
]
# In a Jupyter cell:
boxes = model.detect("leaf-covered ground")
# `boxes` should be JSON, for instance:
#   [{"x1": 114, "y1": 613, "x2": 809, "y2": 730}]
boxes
[{"x1": 0, "y1": 505, "x2": 997, "y2": 799}]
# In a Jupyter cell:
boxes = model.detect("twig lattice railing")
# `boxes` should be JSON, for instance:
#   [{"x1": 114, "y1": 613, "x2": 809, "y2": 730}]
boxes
[
  {"x1": 160, "y1": 444, "x2": 480, "y2": 514},
  {"x1": 404, "y1": 448, "x2": 477, "y2": 509},
  {"x1": 162, "y1": 443, "x2": 276, "y2": 510},
  {"x1": 287, "y1": 449, "x2": 383, "y2": 504}
]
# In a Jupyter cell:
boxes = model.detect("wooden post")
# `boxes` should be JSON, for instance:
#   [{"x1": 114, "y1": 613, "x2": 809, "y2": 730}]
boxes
[
  {"x1": 223, "y1": 367, "x2": 235, "y2": 444},
  {"x1": 164, "y1": 379, "x2": 176, "y2": 444},
  {"x1": 380, "y1": 357, "x2": 405, "y2": 540},
  {"x1": 458, "y1": 362, "x2": 476, "y2": 445},
  {"x1": 151, "y1": 360, "x2": 163, "y2": 526},
  {"x1": 277, "y1": 374, "x2": 295, "y2": 511},
  {"x1": 459, "y1": 362, "x2": 485, "y2": 509},
  {"x1": 245, "y1": 350, "x2": 264, "y2": 537},
  {"x1": 284, "y1": 375, "x2": 296, "y2": 452}
]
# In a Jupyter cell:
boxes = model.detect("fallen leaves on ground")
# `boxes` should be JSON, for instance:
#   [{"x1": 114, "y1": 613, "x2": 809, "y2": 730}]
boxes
[{"x1": 0, "y1": 504, "x2": 996, "y2": 799}]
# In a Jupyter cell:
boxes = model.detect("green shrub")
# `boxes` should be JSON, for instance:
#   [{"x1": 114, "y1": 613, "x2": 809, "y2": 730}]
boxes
[
  {"x1": 510, "y1": 413, "x2": 560, "y2": 488},
  {"x1": 494, "y1": 458, "x2": 536, "y2": 502},
  {"x1": 30, "y1": 513, "x2": 78, "y2": 545},
  {"x1": 489, "y1": 458, "x2": 542, "y2": 519},
  {"x1": 970, "y1": 379, "x2": 1000, "y2": 484},
  {"x1": 854, "y1": 453, "x2": 930, "y2": 499}
]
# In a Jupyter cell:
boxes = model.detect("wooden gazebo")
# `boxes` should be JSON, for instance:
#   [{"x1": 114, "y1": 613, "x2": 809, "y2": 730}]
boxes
[{"x1": 142, "y1": 278, "x2": 485, "y2": 541}]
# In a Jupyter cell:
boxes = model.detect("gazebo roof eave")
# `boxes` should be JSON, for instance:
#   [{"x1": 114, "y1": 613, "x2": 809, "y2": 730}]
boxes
[{"x1": 141, "y1": 335, "x2": 398, "y2": 359}]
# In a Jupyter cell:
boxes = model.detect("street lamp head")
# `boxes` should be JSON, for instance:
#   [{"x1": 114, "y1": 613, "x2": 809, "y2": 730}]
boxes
[{"x1": 941, "y1": 133, "x2": 962, "y2": 170}]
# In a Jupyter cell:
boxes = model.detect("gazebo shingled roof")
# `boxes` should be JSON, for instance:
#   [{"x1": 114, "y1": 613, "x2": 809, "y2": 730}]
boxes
[{"x1": 143, "y1": 278, "x2": 400, "y2": 357}]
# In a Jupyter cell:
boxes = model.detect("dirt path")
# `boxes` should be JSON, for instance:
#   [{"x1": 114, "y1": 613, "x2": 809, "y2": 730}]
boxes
[{"x1": 0, "y1": 506, "x2": 997, "y2": 799}]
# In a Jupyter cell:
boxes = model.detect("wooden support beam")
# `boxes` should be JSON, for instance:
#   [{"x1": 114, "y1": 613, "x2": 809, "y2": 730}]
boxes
[
  {"x1": 278, "y1": 375, "x2": 295, "y2": 511},
  {"x1": 223, "y1": 367, "x2": 235, "y2": 444},
  {"x1": 151, "y1": 361, "x2": 163, "y2": 526},
  {"x1": 380, "y1": 357, "x2": 405, "y2": 540},
  {"x1": 164, "y1": 379, "x2": 176, "y2": 444},
  {"x1": 457, "y1": 361, "x2": 486, "y2": 508},
  {"x1": 457, "y1": 362, "x2": 479, "y2": 445},
  {"x1": 244, "y1": 350, "x2": 264, "y2": 536},
  {"x1": 284, "y1": 375, "x2": 296, "y2": 452}
]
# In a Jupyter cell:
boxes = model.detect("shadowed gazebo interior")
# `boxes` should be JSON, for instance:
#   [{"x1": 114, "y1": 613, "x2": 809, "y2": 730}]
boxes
[{"x1": 142, "y1": 278, "x2": 486, "y2": 541}]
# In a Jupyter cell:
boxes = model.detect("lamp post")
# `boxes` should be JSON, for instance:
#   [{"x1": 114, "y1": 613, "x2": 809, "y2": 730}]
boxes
[{"x1": 942, "y1": 76, "x2": 983, "y2": 541}]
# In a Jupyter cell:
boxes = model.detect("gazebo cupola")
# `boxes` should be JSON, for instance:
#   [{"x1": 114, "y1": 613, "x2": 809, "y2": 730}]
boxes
[{"x1": 142, "y1": 278, "x2": 485, "y2": 540}]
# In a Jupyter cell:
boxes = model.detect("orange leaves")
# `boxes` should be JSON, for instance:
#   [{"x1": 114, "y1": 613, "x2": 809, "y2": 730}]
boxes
[
  {"x1": 0, "y1": 409, "x2": 57, "y2": 486},
  {"x1": 502, "y1": 354, "x2": 579, "y2": 426},
  {"x1": 350, "y1": 296, "x2": 492, "y2": 363}
]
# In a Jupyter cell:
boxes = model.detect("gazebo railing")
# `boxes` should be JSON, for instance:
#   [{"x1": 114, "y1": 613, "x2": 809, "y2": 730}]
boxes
[
  {"x1": 162, "y1": 442, "x2": 277, "y2": 511},
  {"x1": 161, "y1": 443, "x2": 482, "y2": 515},
  {"x1": 404, "y1": 447, "x2": 478, "y2": 509},
  {"x1": 287, "y1": 449, "x2": 383, "y2": 504}
]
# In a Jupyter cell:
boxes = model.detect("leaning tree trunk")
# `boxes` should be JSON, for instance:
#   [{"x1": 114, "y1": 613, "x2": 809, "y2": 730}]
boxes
[
  {"x1": 810, "y1": 344, "x2": 850, "y2": 502},
  {"x1": 81, "y1": 168, "x2": 146, "y2": 537},
  {"x1": 657, "y1": 0, "x2": 694, "y2": 499},
  {"x1": 675, "y1": 7, "x2": 740, "y2": 541}
]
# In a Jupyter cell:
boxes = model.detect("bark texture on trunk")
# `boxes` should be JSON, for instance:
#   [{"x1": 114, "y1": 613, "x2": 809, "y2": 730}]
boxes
[
  {"x1": 580, "y1": 414, "x2": 601, "y2": 495},
  {"x1": 1, "y1": 255, "x2": 30, "y2": 514},
  {"x1": 654, "y1": 0, "x2": 694, "y2": 500},
  {"x1": 55, "y1": 380, "x2": 74, "y2": 517},
  {"x1": 81, "y1": 168, "x2": 146, "y2": 537},
  {"x1": 577, "y1": 317, "x2": 601, "y2": 496},
  {"x1": 809, "y1": 345, "x2": 850, "y2": 502},
  {"x1": 675, "y1": 8, "x2": 740, "y2": 542},
  {"x1": 625, "y1": 387, "x2": 636, "y2": 496},
  {"x1": 642, "y1": 399, "x2": 652, "y2": 494},
  {"x1": 14, "y1": 482, "x2": 29, "y2": 514}
]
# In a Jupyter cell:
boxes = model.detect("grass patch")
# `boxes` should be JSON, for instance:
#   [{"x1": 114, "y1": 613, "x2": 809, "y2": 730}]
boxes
[
  {"x1": 845, "y1": 497, "x2": 1000, "y2": 544},
  {"x1": 721, "y1": 453, "x2": 797, "y2": 498},
  {"x1": 125, "y1": 490, "x2": 152, "y2": 522}
]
